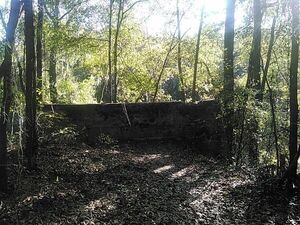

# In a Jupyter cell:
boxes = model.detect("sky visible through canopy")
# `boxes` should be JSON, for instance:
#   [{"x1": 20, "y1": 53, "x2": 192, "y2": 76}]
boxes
[
  {"x1": 0, "y1": 0, "x2": 244, "y2": 38},
  {"x1": 133, "y1": 0, "x2": 243, "y2": 36}
]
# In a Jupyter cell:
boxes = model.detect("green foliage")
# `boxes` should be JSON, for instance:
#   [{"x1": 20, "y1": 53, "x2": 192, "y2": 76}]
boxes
[{"x1": 0, "y1": 0, "x2": 297, "y2": 169}]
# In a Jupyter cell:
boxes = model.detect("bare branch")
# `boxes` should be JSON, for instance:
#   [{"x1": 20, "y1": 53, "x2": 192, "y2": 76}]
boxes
[
  {"x1": 44, "y1": 4, "x2": 54, "y2": 20},
  {"x1": 59, "y1": 0, "x2": 88, "y2": 21},
  {"x1": 123, "y1": 0, "x2": 147, "y2": 15},
  {"x1": 0, "y1": 8, "x2": 7, "y2": 30}
]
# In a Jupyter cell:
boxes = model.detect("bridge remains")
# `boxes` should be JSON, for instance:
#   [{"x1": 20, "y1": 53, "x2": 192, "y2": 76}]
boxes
[{"x1": 43, "y1": 101, "x2": 226, "y2": 156}]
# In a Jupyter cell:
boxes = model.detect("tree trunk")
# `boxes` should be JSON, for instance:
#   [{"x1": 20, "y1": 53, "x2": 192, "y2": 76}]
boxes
[
  {"x1": 113, "y1": 0, "x2": 124, "y2": 103},
  {"x1": 247, "y1": 0, "x2": 262, "y2": 91},
  {"x1": 49, "y1": 46, "x2": 58, "y2": 102},
  {"x1": 36, "y1": 0, "x2": 44, "y2": 103},
  {"x1": 260, "y1": 10, "x2": 279, "y2": 173},
  {"x1": 223, "y1": 0, "x2": 235, "y2": 158},
  {"x1": 246, "y1": 0, "x2": 262, "y2": 164},
  {"x1": 288, "y1": 0, "x2": 299, "y2": 184},
  {"x1": 24, "y1": 0, "x2": 38, "y2": 170},
  {"x1": 153, "y1": 31, "x2": 178, "y2": 102},
  {"x1": 48, "y1": 0, "x2": 59, "y2": 103},
  {"x1": 108, "y1": 0, "x2": 114, "y2": 103},
  {"x1": 192, "y1": 6, "x2": 204, "y2": 103},
  {"x1": 176, "y1": 0, "x2": 186, "y2": 102},
  {"x1": 261, "y1": 14, "x2": 277, "y2": 94},
  {"x1": 263, "y1": 74, "x2": 280, "y2": 174},
  {"x1": 44, "y1": 0, "x2": 82, "y2": 103},
  {"x1": 0, "y1": 0, "x2": 21, "y2": 193}
]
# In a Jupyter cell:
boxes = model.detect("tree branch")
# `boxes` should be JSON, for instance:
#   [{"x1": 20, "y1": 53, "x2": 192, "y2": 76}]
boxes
[
  {"x1": 0, "y1": 8, "x2": 7, "y2": 30},
  {"x1": 59, "y1": 0, "x2": 88, "y2": 21},
  {"x1": 123, "y1": 0, "x2": 147, "y2": 15},
  {"x1": 44, "y1": 4, "x2": 54, "y2": 20}
]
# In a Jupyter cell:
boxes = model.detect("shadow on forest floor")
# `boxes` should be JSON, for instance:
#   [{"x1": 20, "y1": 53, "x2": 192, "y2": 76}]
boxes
[{"x1": 1, "y1": 117, "x2": 300, "y2": 224}]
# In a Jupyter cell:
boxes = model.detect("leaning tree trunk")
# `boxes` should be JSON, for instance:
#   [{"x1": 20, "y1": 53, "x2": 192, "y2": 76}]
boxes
[
  {"x1": 288, "y1": 0, "x2": 299, "y2": 185},
  {"x1": 0, "y1": 0, "x2": 21, "y2": 193},
  {"x1": 153, "y1": 30, "x2": 178, "y2": 102},
  {"x1": 223, "y1": 0, "x2": 235, "y2": 159},
  {"x1": 24, "y1": 0, "x2": 38, "y2": 170}
]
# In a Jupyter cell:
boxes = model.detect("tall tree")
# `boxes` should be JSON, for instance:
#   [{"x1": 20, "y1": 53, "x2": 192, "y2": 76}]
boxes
[
  {"x1": 223, "y1": 0, "x2": 235, "y2": 157},
  {"x1": 246, "y1": 0, "x2": 263, "y2": 164},
  {"x1": 36, "y1": 0, "x2": 44, "y2": 102},
  {"x1": 24, "y1": 0, "x2": 38, "y2": 169},
  {"x1": 261, "y1": 5, "x2": 279, "y2": 172},
  {"x1": 0, "y1": 0, "x2": 21, "y2": 193},
  {"x1": 108, "y1": 0, "x2": 114, "y2": 103},
  {"x1": 44, "y1": 0, "x2": 86, "y2": 103},
  {"x1": 48, "y1": 0, "x2": 59, "y2": 103},
  {"x1": 247, "y1": 0, "x2": 262, "y2": 91},
  {"x1": 112, "y1": 0, "x2": 124, "y2": 103},
  {"x1": 288, "y1": 0, "x2": 299, "y2": 184},
  {"x1": 153, "y1": 30, "x2": 178, "y2": 102},
  {"x1": 176, "y1": 0, "x2": 186, "y2": 102},
  {"x1": 192, "y1": 5, "x2": 204, "y2": 103},
  {"x1": 111, "y1": 0, "x2": 146, "y2": 103}
]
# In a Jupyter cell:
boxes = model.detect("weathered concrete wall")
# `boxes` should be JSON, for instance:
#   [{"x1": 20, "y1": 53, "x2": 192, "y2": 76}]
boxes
[{"x1": 43, "y1": 101, "x2": 226, "y2": 155}]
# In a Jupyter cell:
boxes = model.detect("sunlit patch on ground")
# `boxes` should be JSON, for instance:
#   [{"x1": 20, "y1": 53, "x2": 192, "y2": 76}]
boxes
[
  {"x1": 131, "y1": 154, "x2": 163, "y2": 163},
  {"x1": 108, "y1": 149, "x2": 121, "y2": 155},
  {"x1": 85, "y1": 195, "x2": 117, "y2": 213},
  {"x1": 153, "y1": 164, "x2": 174, "y2": 173},
  {"x1": 170, "y1": 165, "x2": 197, "y2": 179}
]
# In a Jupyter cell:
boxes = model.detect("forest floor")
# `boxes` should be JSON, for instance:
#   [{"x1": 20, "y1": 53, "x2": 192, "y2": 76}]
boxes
[{"x1": 1, "y1": 115, "x2": 300, "y2": 225}]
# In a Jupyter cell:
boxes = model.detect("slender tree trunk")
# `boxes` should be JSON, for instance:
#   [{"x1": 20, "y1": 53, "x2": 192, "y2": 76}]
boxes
[
  {"x1": 49, "y1": 46, "x2": 58, "y2": 102},
  {"x1": 0, "y1": 0, "x2": 21, "y2": 193},
  {"x1": 192, "y1": 6, "x2": 204, "y2": 103},
  {"x1": 48, "y1": 0, "x2": 59, "y2": 103},
  {"x1": 108, "y1": 0, "x2": 113, "y2": 103},
  {"x1": 113, "y1": 0, "x2": 124, "y2": 103},
  {"x1": 153, "y1": 33, "x2": 178, "y2": 102},
  {"x1": 24, "y1": 0, "x2": 38, "y2": 170},
  {"x1": 223, "y1": 0, "x2": 235, "y2": 158},
  {"x1": 36, "y1": 0, "x2": 44, "y2": 103},
  {"x1": 176, "y1": 0, "x2": 186, "y2": 102},
  {"x1": 288, "y1": 0, "x2": 299, "y2": 184},
  {"x1": 260, "y1": 9, "x2": 279, "y2": 173},
  {"x1": 265, "y1": 78, "x2": 280, "y2": 175},
  {"x1": 261, "y1": 14, "x2": 277, "y2": 94}
]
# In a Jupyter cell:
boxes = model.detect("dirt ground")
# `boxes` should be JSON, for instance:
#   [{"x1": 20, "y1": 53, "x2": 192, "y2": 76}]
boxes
[{"x1": 0, "y1": 116, "x2": 300, "y2": 224}]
